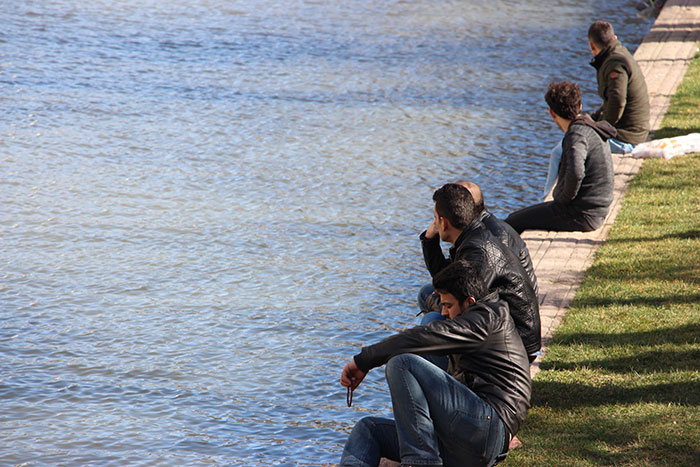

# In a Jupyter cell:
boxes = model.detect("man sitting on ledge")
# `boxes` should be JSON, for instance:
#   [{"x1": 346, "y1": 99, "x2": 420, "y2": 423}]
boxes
[
  {"x1": 339, "y1": 261, "x2": 531, "y2": 467},
  {"x1": 505, "y1": 81, "x2": 616, "y2": 234}
]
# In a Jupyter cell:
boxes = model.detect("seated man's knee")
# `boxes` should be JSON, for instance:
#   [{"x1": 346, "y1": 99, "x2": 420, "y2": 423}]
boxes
[
  {"x1": 385, "y1": 353, "x2": 425, "y2": 379},
  {"x1": 387, "y1": 353, "x2": 414, "y2": 371}
]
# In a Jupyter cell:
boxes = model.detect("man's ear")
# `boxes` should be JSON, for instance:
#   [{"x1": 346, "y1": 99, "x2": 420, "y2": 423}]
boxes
[
  {"x1": 588, "y1": 39, "x2": 598, "y2": 55},
  {"x1": 439, "y1": 215, "x2": 450, "y2": 231},
  {"x1": 460, "y1": 296, "x2": 476, "y2": 313}
]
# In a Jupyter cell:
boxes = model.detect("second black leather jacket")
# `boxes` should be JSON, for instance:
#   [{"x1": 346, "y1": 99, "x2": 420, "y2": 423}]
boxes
[
  {"x1": 479, "y1": 210, "x2": 539, "y2": 296},
  {"x1": 421, "y1": 219, "x2": 541, "y2": 356}
]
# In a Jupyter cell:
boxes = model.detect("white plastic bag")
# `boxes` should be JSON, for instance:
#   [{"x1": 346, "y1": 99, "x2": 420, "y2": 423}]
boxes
[{"x1": 630, "y1": 133, "x2": 700, "y2": 159}]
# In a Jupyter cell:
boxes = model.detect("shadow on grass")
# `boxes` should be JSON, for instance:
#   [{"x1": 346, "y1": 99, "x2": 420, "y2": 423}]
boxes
[
  {"x1": 554, "y1": 322, "x2": 700, "y2": 347},
  {"x1": 605, "y1": 229, "x2": 700, "y2": 244},
  {"x1": 531, "y1": 378, "x2": 700, "y2": 408},
  {"x1": 574, "y1": 292, "x2": 700, "y2": 308},
  {"x1": 517, "y1": 406, "x2": 700, "y2": 466},
  {"x1": 652, "y1": 126, "x2": 700, "y2": 140},
  {"x1": 540, "y1": 347, "x2": 700, "y2": 374}
]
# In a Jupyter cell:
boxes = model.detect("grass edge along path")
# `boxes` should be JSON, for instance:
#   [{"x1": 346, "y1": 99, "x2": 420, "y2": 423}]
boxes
[{"x1": 508, "y1": 54, "x2": 700, "y2": 466}]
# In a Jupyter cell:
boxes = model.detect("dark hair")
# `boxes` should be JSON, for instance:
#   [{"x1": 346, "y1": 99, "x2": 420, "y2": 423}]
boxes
[
  {"x1": 545, "y1": 81, "x2": 581, "y2": 120},
  {"x1": 432, "y1": 260, "x2": 487, "y2": 304},
  {"x1": 588, "y1": 20, "x2": 615, "y2": 49},
  {"x1": 432, "y1": 183, "x2": 476, "y2": 230}
]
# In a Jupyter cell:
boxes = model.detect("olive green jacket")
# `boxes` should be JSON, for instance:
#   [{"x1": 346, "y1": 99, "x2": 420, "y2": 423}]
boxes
[{"x1": 590, "y1": 40, "x2": 650, "y2": 145}]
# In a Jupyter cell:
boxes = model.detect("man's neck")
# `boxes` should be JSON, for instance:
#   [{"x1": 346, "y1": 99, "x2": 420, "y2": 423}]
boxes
[
  {"x1": 447, "y1": 228, "x2": 465, "y2": 246},
  {"x1": 556, "y1": 114, "x2": 582, "y2": 133}
]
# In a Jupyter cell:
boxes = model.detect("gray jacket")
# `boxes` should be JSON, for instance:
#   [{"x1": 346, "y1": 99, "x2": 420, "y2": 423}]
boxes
[{"x1": 553, "y1": 115, "x2": 616, "y2": 218}]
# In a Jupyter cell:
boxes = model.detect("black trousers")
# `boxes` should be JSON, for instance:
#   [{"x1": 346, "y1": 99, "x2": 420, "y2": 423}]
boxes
[{"x1": 504, "y1": 201, "x2": 604, "y2": 234}]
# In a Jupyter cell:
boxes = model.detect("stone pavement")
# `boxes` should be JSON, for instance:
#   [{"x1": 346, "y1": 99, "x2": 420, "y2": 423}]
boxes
[{"x1": 526, "y1": 0, "x2": 700, "y2": 377}]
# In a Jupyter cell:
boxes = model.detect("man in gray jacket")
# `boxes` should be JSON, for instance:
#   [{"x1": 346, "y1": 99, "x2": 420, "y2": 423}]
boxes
[
  {"x1": 339, "y1": 261, "x2": 531, "y2": 467},
  {"x1": 506, "y1": 81, "x2": 616, "y2": 234}
]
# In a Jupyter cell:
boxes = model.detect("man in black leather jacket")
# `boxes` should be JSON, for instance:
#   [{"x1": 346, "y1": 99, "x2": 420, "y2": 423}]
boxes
[
  {"x1": 339, "y1": 261, "x2": 531, "y2": 467},
  {"x1": 420, "y1": 183, "x2": 541, "y2": 361},
  {"x1": 457, "y1": 180, "x2": 538, "y2": 296}
]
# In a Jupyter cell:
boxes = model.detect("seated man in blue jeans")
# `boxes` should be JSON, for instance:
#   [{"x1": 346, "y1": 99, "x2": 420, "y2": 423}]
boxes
[{"x1": 339, "y1": 261, "x2": 532, "y2": 467}]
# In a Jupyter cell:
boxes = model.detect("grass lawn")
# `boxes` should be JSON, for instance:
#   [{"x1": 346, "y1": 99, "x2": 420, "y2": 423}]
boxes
[{"x1": 507, "y1": 54, "x2": 700, "y2": 465}]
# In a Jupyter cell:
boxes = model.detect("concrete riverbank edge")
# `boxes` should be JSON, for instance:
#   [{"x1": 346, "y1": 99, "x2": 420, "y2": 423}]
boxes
[{"x1": 525, "y1": 0, "x2": 700, "y2": 378}]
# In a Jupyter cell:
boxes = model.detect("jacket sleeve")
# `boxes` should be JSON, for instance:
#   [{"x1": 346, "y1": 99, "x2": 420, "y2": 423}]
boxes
[
  {"x1": 353, "y1": 310, "x2": 492, "y2": 373},
  {"x1": 554, "y1": 130, "x2": 588, "y2": 203},
  {"x1": 601, "y1": 62, "x2": 630, "y2": 126},
  {"x1": 420, "y1": 231, "x2": 450, "y2": 277}
]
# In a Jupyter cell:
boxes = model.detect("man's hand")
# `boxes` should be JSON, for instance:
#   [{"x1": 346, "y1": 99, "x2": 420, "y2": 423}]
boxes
[
  {"x1": 425, "y1": 218, "x2": 439, "y2": 239},
  {"x1": 340, "y1": 359, "x2": 366, "y2": 390}
]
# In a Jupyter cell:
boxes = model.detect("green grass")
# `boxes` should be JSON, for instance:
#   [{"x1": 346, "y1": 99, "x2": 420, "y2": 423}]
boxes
[
  {"x1": 654, "y1": 51, "x2": 700, "y2": 139},
  {"x1": 507, "y1": 52, "x2": 700, "y2": 466}
]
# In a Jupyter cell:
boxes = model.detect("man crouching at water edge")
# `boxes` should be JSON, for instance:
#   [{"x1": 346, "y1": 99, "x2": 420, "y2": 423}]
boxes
[{"x1": 338, "y1": 261, "x2": 531, "y2": 467}]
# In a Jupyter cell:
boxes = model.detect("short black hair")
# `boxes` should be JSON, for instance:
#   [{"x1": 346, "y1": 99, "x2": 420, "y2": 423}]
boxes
[
  {"x1": 432, "y1": 183, "x2": 476, "y2": 230},
  {"x1": 545, "y1": 81, "x2": 581, "y2": 120},
  {"x1": 432, "y1": 260, "x2": 487, "y2": 304},
  {"x1": 588, "y1": 20, "x2": 616, "y2": 49}
]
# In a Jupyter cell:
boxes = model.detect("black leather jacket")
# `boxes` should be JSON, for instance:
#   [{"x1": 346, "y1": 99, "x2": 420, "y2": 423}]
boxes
[
  {"x1": 354, "y1": 292, "x2": 532, "y2": 437},
  {"x1": 479, "y1": 210, "x2": 539, "y2": 296},
  {"x1": 421, "y1": 218, "x2": 541, "y2": 356}
]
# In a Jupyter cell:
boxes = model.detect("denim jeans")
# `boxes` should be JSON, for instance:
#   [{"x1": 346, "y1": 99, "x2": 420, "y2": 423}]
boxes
[
  {"x1": 418, "y1": 310, "x2": 448, "y2": 371},
  {"x1": 340, "y1": 354, "x2": 507, "y2": 467},
  {"x1": 608, "y1": 137, "x2": 636, "y2": 154}
]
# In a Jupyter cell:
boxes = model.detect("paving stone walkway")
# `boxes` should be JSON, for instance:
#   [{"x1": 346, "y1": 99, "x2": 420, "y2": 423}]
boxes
[{"x1": 526, "y1": 0, "x2": 700, "y2": 377}]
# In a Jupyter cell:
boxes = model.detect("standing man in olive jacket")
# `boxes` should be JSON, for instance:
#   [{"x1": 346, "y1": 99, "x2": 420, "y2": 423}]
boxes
[
  {"x1": 339, "y1": 261, "x2": 531, "y2": 467},
  {"x1": 588, "y1": 20, "x2": 650, "y2": 154}
]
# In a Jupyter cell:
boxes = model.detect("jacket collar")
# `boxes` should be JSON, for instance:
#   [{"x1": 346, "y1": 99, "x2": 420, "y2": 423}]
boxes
[
  {"x1": 449, "y1": 216, "x2": 484, "y2": 259},
  {"x1": 590, "y1": 39, "x2": 621, "y2": 70},
  {"x1": 569, "y1": 114, "x2": 617, "y2": 141}
]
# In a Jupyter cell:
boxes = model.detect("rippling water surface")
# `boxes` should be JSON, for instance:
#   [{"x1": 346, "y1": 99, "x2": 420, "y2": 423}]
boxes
[{"x1": 2, "y1": 1, "x2": 651, "y2": 465}]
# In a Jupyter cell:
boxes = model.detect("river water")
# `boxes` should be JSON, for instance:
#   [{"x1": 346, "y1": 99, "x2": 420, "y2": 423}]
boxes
[{"x1": 2, "y1": 1, "x2": 652, "y2": 465}]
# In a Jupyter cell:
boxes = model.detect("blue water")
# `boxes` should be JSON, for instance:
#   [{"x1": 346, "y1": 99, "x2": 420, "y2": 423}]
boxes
[{"x1": 1, "y1": 1, "x2": 652, "y2": 465}]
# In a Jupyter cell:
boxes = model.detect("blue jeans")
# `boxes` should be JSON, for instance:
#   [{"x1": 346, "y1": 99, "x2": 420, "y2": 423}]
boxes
[
  {"x1": 608, "y1": 137, "x2": 635, "y2": 154},
  {"x1": 418, "y1": 309, "x2": 448, "y2": 371},
  {"x1": 340, "y1": 354, "x2": 508, "y2": 467}
]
